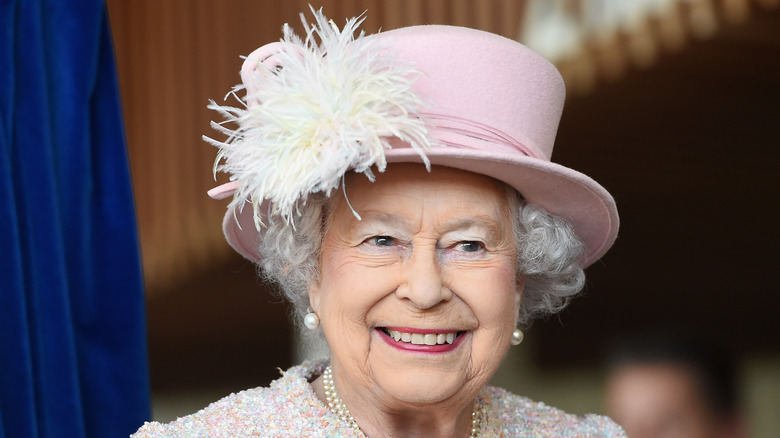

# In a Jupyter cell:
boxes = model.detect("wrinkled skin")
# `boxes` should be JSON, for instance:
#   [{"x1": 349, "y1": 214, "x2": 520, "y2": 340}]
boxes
[{"x1": 309, "y1": 164, "x2": 523, "y2": 437}]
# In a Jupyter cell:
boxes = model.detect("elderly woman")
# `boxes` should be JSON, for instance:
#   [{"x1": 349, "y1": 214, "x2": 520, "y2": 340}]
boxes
[{"x1": 134, "y1": 9, "x2": 624, "y2": 437}]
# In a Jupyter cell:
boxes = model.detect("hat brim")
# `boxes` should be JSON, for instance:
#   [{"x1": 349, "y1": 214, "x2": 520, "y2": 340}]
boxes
[{"x1": 219, "y1": 145, "x2": 618, "y2": 268}]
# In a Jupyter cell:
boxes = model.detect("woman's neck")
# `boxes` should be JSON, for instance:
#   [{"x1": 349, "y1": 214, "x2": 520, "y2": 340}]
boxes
[{"x1": 311, "y1": 374, "x2": 480, "y2": 438}]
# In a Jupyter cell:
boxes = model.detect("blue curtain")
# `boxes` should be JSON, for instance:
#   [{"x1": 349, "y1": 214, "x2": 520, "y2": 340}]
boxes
[{"x1": 0, "y1": 1, "x2": 150, "y2": 437}]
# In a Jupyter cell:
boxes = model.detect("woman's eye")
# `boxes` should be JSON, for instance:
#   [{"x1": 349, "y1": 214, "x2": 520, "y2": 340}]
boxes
[
  {"x1": 458, "y1": 241, "x2": 484, "y2": 252},
  {"x1": 371, "y1": 236, "x2": 395, "y2": 247}
]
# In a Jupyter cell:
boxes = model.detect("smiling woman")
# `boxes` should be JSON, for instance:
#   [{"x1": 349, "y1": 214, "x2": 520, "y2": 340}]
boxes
[
  {"x1": 133, "y1": 7, "x2": 623, "y2": 438},
  {"x1": 310, "y1": 166, "x2": 521, "y2": 431}
]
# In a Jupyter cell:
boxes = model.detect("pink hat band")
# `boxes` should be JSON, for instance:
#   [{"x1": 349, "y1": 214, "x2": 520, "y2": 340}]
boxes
[{"x1": 419, "y1": 113, "x2": 547, "y2": 160}]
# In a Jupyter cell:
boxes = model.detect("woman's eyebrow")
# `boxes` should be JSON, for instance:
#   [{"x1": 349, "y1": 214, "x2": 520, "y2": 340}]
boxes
[{"x1": 442, "y1": 216, "x2": 502, "y2": 239}]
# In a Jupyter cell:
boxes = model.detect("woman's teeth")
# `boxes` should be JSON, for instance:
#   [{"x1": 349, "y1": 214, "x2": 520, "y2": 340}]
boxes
[{"x1": 385, "y1": 329, "x2": 456, "y2": 345}]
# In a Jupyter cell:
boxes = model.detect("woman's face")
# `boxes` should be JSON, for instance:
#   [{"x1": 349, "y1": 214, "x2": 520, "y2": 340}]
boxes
[{"x1": 309, "y1": 164, "x2": 522, "y2": 408}]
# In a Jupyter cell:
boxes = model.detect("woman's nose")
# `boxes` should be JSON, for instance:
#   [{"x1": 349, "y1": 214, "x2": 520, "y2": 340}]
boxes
[{"x1": 395, "y1": 247, "x2": 452, "y2": 309}]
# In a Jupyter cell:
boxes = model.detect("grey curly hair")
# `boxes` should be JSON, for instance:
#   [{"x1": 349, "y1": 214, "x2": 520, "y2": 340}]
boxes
[{"x1": 258, "y1": 185, "x2": 585, "y2": 356}]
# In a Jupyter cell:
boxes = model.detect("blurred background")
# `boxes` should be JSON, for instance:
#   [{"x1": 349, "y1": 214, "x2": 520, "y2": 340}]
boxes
[{"x1": 106, "y1": 0, "x2": 779, "y2": 435}]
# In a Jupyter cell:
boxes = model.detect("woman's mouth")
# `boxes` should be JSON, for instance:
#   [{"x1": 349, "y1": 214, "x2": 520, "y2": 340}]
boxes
[{"x1": 378, "y1": 327, "x2": 464, "y2": 346}]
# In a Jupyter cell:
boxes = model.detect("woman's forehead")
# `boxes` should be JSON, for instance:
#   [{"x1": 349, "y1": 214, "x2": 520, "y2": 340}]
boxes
[{"x1": 327, "y1": 164, "x2": 514, "y2": 230}]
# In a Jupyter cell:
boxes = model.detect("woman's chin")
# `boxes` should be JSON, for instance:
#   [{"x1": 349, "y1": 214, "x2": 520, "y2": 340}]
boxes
[
  {"x1": 364, "y1": 330, "x2": 477, "y2": 405},
  {"x1": 373, "y1": 368, "x2": 469, "y2": 405}
]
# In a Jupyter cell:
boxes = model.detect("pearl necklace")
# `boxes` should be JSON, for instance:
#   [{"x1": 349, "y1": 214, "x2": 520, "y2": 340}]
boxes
[{"x1": 322, "y1": 366, "x2": 483, "y2": 437}]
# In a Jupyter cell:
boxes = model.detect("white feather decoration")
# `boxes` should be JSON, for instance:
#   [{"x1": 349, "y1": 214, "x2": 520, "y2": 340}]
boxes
[{"x1": 205, "y1": 8, "x2": 432, "y2": 228}]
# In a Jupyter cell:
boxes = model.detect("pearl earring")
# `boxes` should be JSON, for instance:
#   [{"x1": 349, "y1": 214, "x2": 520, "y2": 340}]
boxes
[
  {"x1": 303, "y1": 309, "x2": 320, "y2": 330},
  {"x1": 511, "y1": 328, "x2": 524, "y2": 346}
]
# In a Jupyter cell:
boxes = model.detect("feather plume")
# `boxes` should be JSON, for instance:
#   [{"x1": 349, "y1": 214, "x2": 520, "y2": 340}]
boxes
[{"x1": 205, "y1": 7, "x2": 432, "y2": 228}]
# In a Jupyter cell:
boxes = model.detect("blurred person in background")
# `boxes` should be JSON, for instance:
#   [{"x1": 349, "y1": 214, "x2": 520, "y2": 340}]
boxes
[{"x1": 605, "y1": 330, "x2": 747, "y2": 438}]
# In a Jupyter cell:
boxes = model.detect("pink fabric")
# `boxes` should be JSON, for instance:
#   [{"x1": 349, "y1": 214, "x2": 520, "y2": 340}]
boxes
[
  {"x1": 210, "y1": 25, "x2": 619, "y2": 267},
  {"x1": 385, "y1": 25, "x2": 563, "y2": 162}
]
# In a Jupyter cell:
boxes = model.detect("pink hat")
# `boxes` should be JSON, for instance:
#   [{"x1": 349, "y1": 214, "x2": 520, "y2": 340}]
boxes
[{"x1": 207, "y1": 13, "x2": 618, "y2": 268}]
